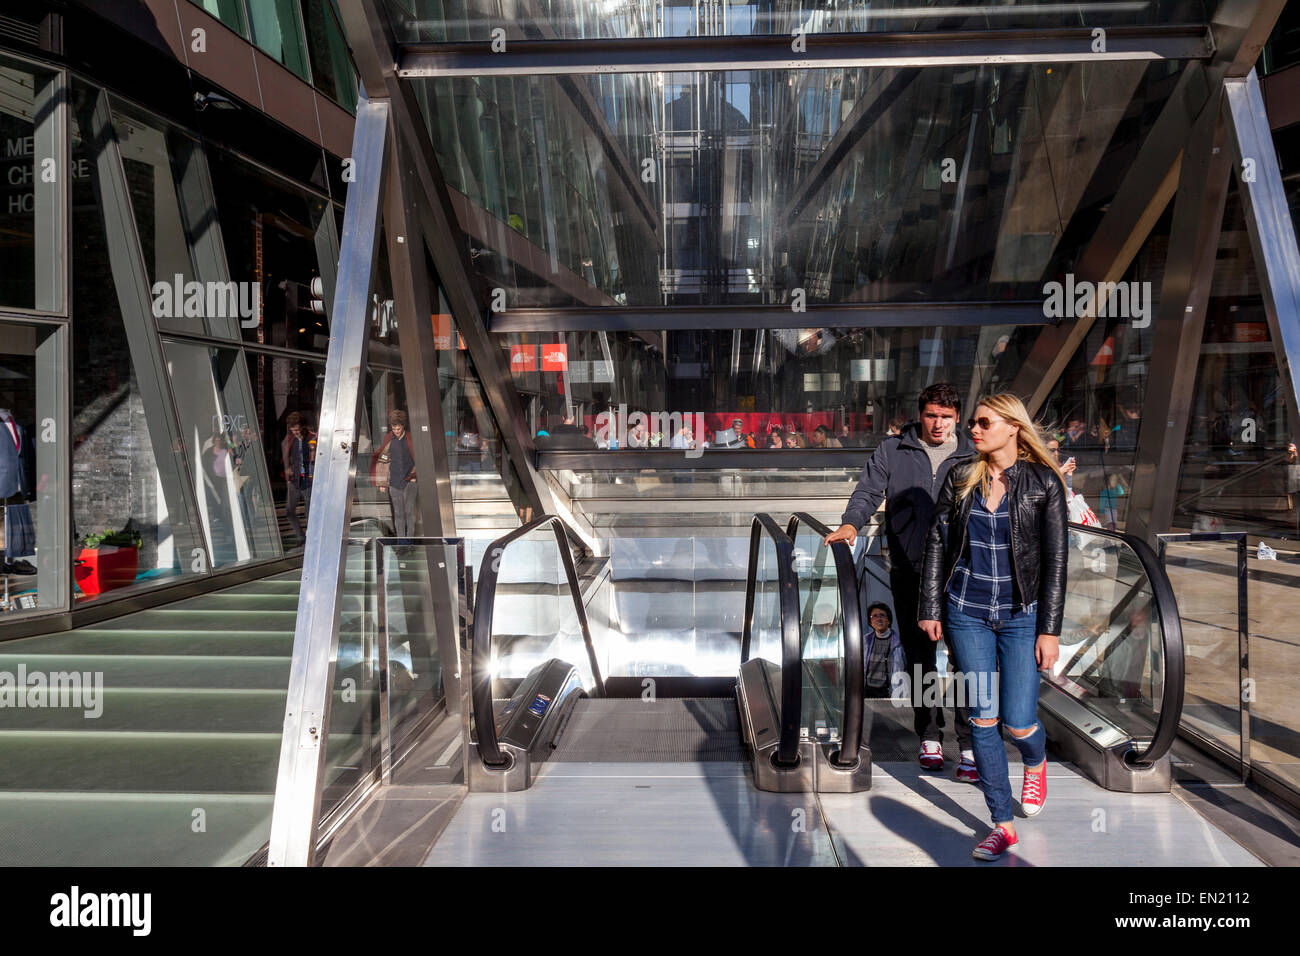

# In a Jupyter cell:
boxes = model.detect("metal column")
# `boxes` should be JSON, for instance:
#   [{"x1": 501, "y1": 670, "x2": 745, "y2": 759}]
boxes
[
  {"x1": 267, "y1": 95, "x2": 390, "y2": 867},
  {"x1": 1223, "y1": 69, "x2": 1300, "y2": 441}
]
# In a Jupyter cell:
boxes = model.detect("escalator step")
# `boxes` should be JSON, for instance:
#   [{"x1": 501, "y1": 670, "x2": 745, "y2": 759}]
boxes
[{"x1": 550, "y1": 698, "x2": 744, "y2": 762}]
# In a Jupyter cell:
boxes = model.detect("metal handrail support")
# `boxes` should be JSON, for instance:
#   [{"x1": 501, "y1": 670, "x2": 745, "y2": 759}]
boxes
[
  {"x1": 471, "y1": 515, "x2": 604, "y2": 769},
  {"x1": 786, "y1": 513, "x2": 865, "y2": 768},
  {"x1": 1157, "y1": 531, "x2": 1249, "y2": 782}
]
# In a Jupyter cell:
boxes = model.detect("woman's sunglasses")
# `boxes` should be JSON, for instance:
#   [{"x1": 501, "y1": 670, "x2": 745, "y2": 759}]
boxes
[{"x1": 967, "y1": 416, "x2": 1004, "y2": 431}]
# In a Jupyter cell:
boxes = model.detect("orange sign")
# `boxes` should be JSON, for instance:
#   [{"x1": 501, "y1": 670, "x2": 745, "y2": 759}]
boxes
[
  {"x1": 541, "y1": 343, "x2": 568, "y2": 372},
  {"x1": 510, "y1": 344, "x2": 536, "y2": 372},
  {"x1": 432, "y1": 314, "x2": 465, "y2": 350}
]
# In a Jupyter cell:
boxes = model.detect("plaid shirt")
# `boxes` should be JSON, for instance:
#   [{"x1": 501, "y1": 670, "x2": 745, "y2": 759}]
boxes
[{"x1": 948, "y1": 485, "x2": 1033, "y2": 623}]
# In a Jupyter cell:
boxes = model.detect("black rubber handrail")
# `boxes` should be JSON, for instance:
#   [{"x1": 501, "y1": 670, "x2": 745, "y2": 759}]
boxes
[
  {"x1": 740, "y1": 514, "x2": 804, "y2": 767},
  {"x1": 1059, "y1": 523, "x2": 1185, "y2": 767},
  {"x1": 471, "y1": 515, "x2": 604, "y2": 769},
  {"x1": 786, "y1": 513, "x2": 865, "y2": 767}
]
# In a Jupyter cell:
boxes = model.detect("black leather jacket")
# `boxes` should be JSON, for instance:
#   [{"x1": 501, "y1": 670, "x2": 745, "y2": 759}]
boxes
[{"x1": 919, "y1": 459, "x2": 1069, "y2": 635}]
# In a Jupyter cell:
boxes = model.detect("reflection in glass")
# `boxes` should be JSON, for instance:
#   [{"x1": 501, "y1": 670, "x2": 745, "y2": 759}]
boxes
[
  {"x1": 509, "y1": 325, "x2": 1040, "y2": 447},
  {"x1": 415, "y1": 58, "x2": 1181, "y2": 308},
  {"x1": 163, "y1": 340, "x2": 283, "y2": 567},
  {"x1": 1053, "y1": 527, "x2": 1163, "y2": 740},
  {"x1": 487, "y1": 525, "x2": 591, "y2": 691},
  {"x1": 242, "y1": 351, "x2": 324, "y2": 550},
  {"x1": 71, "y1": 79, "x2": 208, "y2": 601},
  {"x1": 302, "y1": 0, "x2": 359, "y2": 110},
  {"x1": 0, "y1": 55, "x2": 62, "y2": 312},
  {"x1": 1175, "y1": 184, "x2": 1297, "y2": 538},
  {"x1": 248, "y1": 0, "x2": 312, "y2": 81},
  {"x1": 792, "y1": 523, "x2": 845, "y2": 742},
  {"x1": 0, "y1": 322, "x2": 67, "y2": 615},
  {"x1": 387, "y1": 0, "x2": 1210, "y2": 41},
  {"x1": 208, "y1": 149, "x2": 338, "y2": 353}
]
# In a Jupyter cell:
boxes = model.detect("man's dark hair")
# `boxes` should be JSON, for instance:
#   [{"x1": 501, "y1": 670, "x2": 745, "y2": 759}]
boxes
[
  {"x1": 286, "y1": 411, "x2": 305, "y2": 429},
  {"x1": 814, "y1": 424, "x2": 831, "y2": 436},
  {"x1": 917, "y1": 383, "x2": 961, "y2": 416},
  {"x1": 866, "y1": 602, "x2": 893, "y2": 626}
]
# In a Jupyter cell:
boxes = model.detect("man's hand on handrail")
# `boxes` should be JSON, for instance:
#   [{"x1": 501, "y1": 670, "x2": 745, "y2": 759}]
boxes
[{"x1": 824, "y1": 523, "x2": 857, "y2": 546}]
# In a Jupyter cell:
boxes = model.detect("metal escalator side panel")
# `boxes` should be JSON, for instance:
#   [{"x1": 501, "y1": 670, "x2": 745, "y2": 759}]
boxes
[
  {"x1": 738, "y1": 657, "x2": 815, "y2": 792},
  {"x1": 1038, "y1": 682, "x2": 1171, "y2": 793},
  {"x1": 498, "y1": 659, "x2": 584, "y2": 756}
]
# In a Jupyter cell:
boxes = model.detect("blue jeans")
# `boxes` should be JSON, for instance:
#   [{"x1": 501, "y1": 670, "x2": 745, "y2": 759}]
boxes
[{"x1": 944, "y1": 596, "x2": 1046, "y2": 825}]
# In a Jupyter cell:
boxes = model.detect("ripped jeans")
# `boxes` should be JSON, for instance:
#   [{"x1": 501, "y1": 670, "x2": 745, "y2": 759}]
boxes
[{"x1": 944, "y1": 596, "x2": 1047, "y2": 825}]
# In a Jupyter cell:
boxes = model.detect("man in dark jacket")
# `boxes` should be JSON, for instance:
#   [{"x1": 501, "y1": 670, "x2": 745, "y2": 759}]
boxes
[{"x1": 825, "y1": 383, "x2": 976, "y2": 779}]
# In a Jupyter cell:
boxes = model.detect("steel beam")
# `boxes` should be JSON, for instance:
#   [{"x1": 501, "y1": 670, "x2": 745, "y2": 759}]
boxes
[
  {"x1": 1125, "y1": 92, "x2": 1232, "y2": 545},
  {"x1": 489, "y1": 302, "x2": 1049, "y2": 332},
  {"x1": 340, "y1": 0, "x2": 557, "y2": 524},
  {"x1": 1224, "y1": 69, "x2": 1300, "y2": 442},
  {"x1": 398, "y1": 26, "x2": 1215, "y2": 78},
  {"x1": 267, "y1": 95, "x2": 390, "y2": 868}
]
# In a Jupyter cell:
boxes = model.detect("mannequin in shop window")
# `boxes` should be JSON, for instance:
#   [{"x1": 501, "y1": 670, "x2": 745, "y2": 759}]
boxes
[{"x1": 0, "y1": 400, "x2": 36, "y2": 577}]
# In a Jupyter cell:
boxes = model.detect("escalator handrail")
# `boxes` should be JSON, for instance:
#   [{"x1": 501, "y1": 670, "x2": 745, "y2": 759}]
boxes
[
  {"x1": 1060, "y1": 522, "x2": 1185, "y2": 767},
  {"x1": 741, "y1": 513, "x2": 804, "y2": 766},
  {"x1": 471, "y1": 515, "x2": 605, "y2": 769},
  {"x1": 786, "y1": 513, "x2": 865, "y2": 767}
]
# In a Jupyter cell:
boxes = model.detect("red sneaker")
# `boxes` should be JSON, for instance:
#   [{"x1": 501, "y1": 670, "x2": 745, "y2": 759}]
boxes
[
  {"x1": 972, "y1": 825, "x2": 1018, "y2": 861},
  {"x1": 956, "y1": 751, "x2": 978, "y2": 783},
  {"x1": 918, "y1": 740, "x2": 944, "y2": 771},
  {"x1": 1021, "y1": 762, "x2": 1047, "y2": 817}
]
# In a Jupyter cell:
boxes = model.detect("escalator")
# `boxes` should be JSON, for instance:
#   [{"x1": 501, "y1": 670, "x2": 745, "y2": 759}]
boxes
[
  {"x1": 467, "y1": 514, "x2": 1188, "y2": 798},
  {"x1": 852, "y1": 520, "x2": 1187, "y2": 792},
  {"x1": 465, "y1": 513, "x2": 869, "y2": 794}
]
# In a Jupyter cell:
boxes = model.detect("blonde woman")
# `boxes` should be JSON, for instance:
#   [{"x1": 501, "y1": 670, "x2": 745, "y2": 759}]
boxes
[{"x1": 918, "y1": 393, "x2": 1068, "y2": 861}]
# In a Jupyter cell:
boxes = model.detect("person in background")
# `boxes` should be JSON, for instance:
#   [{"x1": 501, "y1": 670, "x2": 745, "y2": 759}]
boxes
[
  {"x1": 813, "y1": 424, "x2": 842, "y2": 448},
  {"x1": 1046, "y1": 436, "x2": 1077, "y2": 495},
  {"x1": 767, "y1": 429, "x2": 786, "y2": 449},
  {"x1": 378, "y1": 409, "x2": 418, "y2": 537},
  {"x1": 864, "y1": 602, "x2": 907, "y2": 699},
  {"x1": 281, "y1": 411, "x2": 316, "y2": 547},
  {"x1": 825, "y1": 383, "x2": 977, "y2": 781},
  {"x1": 919, "y1": 393, "x2": 1068, "y2": 861},
  {"x1": 732, "y1": 418, "x2": 756, "y2": 448}
]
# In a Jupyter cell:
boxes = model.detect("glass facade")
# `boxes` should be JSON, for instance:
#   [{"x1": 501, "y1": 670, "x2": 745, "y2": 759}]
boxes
[
  {"x1": 0, "y1": 57, "x2": 358, "y2": 620},
  {"x1": 188, "y1": 0, "x2": 359, "y2": 110},
  {"x1": 1174, "y1": 181, "x2": 1297, "y2": 539},
  {"x1": 386, "y1": 0, "x2": 1210, "y2": 42},
  {"x1": 417, "y1": 59, "x2": 1184, "y2": 310}
]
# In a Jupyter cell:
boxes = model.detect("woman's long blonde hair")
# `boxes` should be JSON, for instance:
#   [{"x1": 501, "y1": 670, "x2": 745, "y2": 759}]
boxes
[{"x1": 957, "y1": 393, "x2": 1068, "y2": 500}]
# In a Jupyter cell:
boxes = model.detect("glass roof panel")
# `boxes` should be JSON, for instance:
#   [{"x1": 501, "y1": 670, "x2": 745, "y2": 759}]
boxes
[
  {"x1": 409, "y1": 57, "x2": 1187, "y2": 308},
  {"x1": 383, "y1": 0, "x2": 1210, "y2": 42}
]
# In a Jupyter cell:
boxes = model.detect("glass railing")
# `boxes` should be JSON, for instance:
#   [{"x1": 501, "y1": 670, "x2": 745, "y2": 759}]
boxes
[
  {"x1": 786, "y1": 513, "x2": 864, "y2": 766},
  {"x1": 470, "y1": 517, "x2": 602, "y2": 768},
  {"x1": 739, "y1": 514, "x2": 802, "y2": 766},
  {"x1": 318, "y1": 536, "x2": 459, "y2": 826},
  {"x1": 1051, "y1": 524, "x2": 1185, "y2": 765}
]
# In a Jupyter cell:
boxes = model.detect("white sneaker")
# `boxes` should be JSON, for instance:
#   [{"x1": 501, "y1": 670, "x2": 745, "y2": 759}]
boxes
[{"x1": 919, "y1": 740, "x2": 944, "y2": 771}]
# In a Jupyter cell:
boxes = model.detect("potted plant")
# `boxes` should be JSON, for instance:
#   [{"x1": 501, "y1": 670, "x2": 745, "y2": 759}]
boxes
[{"x1": 74, "y1": 529, "x2": 142, "y2": 596}]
